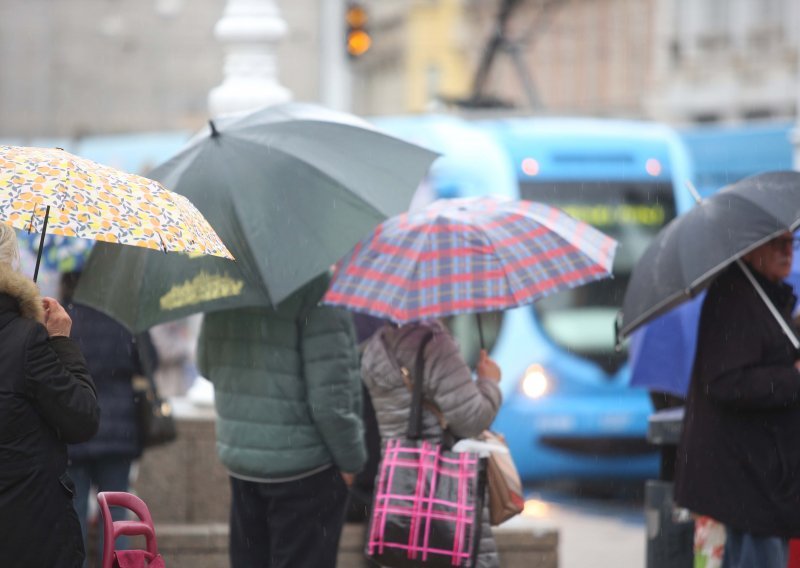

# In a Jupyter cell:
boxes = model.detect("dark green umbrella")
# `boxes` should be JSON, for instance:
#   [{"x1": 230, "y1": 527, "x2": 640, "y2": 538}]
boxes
[{"x1": 74, "y1": 102, "x2": 438, "y2": 332}]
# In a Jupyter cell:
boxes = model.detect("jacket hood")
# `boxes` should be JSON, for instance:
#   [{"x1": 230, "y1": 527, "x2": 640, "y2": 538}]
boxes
[
  {"x1": 362, "y1": 321, "x2": 445, "y2": 391},
  {"x1": 0, "y1": 268, "x2": 43, "y2": 323}
]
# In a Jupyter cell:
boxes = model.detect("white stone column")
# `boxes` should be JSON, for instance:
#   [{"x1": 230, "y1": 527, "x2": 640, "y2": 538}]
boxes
[
  {"x1": 208, "y1": 0, "x2": 292, "y2": 118},
  {"x1": 319, "y1": 0, "x2": 352, "y2": 112}
]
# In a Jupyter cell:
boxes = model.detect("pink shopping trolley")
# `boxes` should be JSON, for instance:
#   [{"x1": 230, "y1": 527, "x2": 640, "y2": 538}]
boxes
[{"x1": 96, "y1": 491, "x2": 166, "y2": 568}]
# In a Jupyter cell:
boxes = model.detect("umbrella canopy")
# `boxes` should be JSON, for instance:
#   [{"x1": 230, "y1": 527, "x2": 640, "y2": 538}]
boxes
[
  {"x1": 323, "y1": 196, "x2": 618, "y2": 323},
  {"x1": 74, "y1": 102, "x2": 438, "y2": 332},
  {"x1": 628, "y1": 293, "x2": 705, "y2": 397},
  {"x1": 619, "y1": 171, "x2": 800, "y2": 339},
  {"x1": 0, "y1": 145, "x2": 233, "y2": 262},
  {"x1": 629, "y1": 236, "x2": 800, "y2": 396}
]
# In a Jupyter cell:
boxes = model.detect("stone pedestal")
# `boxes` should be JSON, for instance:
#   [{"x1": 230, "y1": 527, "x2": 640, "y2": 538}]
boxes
[
  {"x1": 130, "y1": 400, "x2": 230, "y2": 568},
  {"x1": 133, "y1": 401, "x2": 229, "y2": 525}
]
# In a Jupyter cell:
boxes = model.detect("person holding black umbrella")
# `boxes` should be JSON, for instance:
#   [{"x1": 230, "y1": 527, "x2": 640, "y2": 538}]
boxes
[{"x1": 675, "y1": 231, "x2": 800, "y2": 567}]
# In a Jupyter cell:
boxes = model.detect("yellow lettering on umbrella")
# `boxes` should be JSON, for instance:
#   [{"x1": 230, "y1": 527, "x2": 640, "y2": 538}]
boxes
[{"x1": 159, "y1": 272, "x2": 245, "y2": 310}]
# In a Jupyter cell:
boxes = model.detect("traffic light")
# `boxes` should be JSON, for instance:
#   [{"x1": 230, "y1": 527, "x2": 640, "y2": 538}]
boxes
[{"x1": 346, "y1": 2, "x2": 371, "y2": 59}]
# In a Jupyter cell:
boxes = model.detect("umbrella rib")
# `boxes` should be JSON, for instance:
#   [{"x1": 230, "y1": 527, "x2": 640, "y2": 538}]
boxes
[
  {"x1": 467, "y1": 211, "x2": 526, "y2": 308},
  {"x1": 400, "y1": 219, "x2": 438, "y2": 322}
]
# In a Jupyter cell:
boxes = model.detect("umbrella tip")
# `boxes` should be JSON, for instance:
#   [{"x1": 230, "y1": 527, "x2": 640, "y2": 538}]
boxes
[{"x1": 208, "y1": 120, "x2": 219, "y2": 138}]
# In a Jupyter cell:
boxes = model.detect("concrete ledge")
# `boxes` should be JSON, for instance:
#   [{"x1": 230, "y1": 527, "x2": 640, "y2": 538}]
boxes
[
  {"x1": 152, "y1": 523, "x2": 228, "y2": 568},
  {"x1": 339, "y1": 523, "x2": 558, "y2": 568},
  {"x1": 149, "y1": 522, "x2": 558, "y2": 568},
  {"x1": 493, "y1": 525, "x2": 559, "y2": 568}
]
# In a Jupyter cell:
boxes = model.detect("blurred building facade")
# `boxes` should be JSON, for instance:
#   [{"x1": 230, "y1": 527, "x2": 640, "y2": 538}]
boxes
[
  {"x1": 357, "y1": 0, "x2": 799, "y2": 124},
  {"x1": 645, "y1": 0, "x2": 799, "y2": 123},
  {"x1": 0, "y1": 0, "x2": 798, "y2": 139},
  {"x1": 0, "y1": 0, "x2": 323, "y2": 139},
  {"x1": 462, "y1": 0, "x2": 658, "y2": 117},
  {"x1": 357, "y1": 0, "x2": 661, "y2": 117}
]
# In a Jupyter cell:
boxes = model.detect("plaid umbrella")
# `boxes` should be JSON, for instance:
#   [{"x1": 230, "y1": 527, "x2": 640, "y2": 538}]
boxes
[
  {"x1": 0, "y1": 145, "x2": 233, "y2": 280},
  {"x1": 324, "y1": 196, "x2": 617, "y2": 325}
]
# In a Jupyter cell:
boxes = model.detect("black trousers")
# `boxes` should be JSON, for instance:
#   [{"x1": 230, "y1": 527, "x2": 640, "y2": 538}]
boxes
[{"x1": 229, "y1": 467, "x2": 349, "y2": 568}]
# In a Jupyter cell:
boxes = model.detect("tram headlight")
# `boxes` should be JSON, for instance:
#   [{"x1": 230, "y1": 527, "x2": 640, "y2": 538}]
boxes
[{"x1": 520, "y1": 364, "x2": 550, "y2": 399}]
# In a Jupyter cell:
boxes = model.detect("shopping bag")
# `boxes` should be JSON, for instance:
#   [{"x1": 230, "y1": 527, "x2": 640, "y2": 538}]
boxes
[
  {"x1": 366, "y1": 439, "x2": 485, "y2": 567},
  {"x1": 481, "y1": 431, "x2": 524, "y2": 525},
  {"x1": 365, "y1": 332, "x2": 484, "y2": 567},
  {"x1": 132, "y1": 375, "x2": 177, "y2": 448},
  {"x1": 694, "y1": 516, "x2": 725, "y2": 568}
]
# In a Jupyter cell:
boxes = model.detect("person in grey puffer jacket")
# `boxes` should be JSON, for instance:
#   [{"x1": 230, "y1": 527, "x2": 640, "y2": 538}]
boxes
[{"x1": 361, "y1": 320, "x2": 503, "y2": 568}]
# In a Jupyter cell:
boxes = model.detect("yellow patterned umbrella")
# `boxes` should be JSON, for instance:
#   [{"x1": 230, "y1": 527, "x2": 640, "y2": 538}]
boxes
[{"x1": 0, "y1": 145, "x2": 234, "y2": 280}]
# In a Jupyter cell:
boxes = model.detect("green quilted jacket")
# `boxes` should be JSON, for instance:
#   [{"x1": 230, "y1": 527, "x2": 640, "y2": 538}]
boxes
[{"x1": 197, "y1": 275, "x2": 366, "y2": 480}]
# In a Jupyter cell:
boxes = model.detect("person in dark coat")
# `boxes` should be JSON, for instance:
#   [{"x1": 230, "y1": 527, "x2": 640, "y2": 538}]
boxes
[
  {"x1": 60, "y1": 271, "x2": 153, "y2": 566},
  {"x1": 675, "y1": 231, "x2": 800, "y2": 568},
  {"x1": 0, "y1": 224, "x2": 100, "y2": 567}
]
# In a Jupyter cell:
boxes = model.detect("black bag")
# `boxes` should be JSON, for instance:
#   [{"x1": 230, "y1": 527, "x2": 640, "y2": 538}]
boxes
[
  {"x1": 132, "y1": 375, "x2": 177, "y2": 448},
  {"x1": 365, "y1": 333, "x2": 485, "y2": 567}
]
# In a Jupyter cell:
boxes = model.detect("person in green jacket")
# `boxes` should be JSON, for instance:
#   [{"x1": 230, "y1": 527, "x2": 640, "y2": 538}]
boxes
[{"x1": 198, "y1": 273, "x2": 366, "y2": 568}]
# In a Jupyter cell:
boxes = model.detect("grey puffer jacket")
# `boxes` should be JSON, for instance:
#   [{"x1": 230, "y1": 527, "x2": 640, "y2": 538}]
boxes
[{"x1": 361, "y1": 321, "x2": 502, "y2": 568}]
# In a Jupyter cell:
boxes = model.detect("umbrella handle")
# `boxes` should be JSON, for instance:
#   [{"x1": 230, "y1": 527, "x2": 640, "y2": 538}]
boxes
[
  {"x1": 33, "y1": 205, "x2": 50, "y2": 284},
  {"x1": 476, "y1": 313, "x2": 485, "y2": 350},
  {"x1": 736, "y1": 259, "x2": 800, "y2": 351}
]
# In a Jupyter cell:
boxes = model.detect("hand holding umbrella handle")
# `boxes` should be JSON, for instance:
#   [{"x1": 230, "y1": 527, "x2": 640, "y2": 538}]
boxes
[
  {"x1": 476, "y1": 313, "x2": 485, "y2": 350},
  {"x1": 477, "y1": 350, "x2": 501, "y2": 383},
  {"x1": 42, "y1": 297, "x2": 72, "y2": 337}
]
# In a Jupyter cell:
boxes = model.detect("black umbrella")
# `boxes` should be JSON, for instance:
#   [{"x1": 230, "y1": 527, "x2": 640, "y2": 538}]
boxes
[{"x1": 619, "y1": 171, "x2": 800, "y2": 345}]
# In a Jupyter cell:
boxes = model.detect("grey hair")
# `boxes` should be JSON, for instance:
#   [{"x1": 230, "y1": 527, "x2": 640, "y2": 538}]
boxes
[{"x1": 0, "y1": 223, "x2": 20, "y2": 272}]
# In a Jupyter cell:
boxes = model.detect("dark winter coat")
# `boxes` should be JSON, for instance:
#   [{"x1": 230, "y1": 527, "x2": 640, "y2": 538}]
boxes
[
  {"x1": 198, "y1": 274, "x2": 366, "y2": 480},
  {"x1": 361, "y1": 321, "x2": 503, "y2": 568},
  {"x1": 67, "y1": 303, "x2": 143, "y2": 462},
  {"x1": 675, "y1": 263, "x2": 800, "y2": 537},
  {"x1": 0, "y1": 269, "x2": 100, "y2": 567}
]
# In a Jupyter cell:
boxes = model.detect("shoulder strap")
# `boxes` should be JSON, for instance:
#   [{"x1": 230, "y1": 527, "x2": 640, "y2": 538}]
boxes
[{"x1": 407, "y1": 331, "x2": 435, "y2": 440}]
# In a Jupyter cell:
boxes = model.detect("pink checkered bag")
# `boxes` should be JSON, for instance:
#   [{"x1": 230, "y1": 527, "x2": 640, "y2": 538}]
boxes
[
  {"x1": 365, "y1": 332, "x2": 485, "y2": 567},
  {"x1": 366, "y1": 439, "x2": 484, "y2": 567}
]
